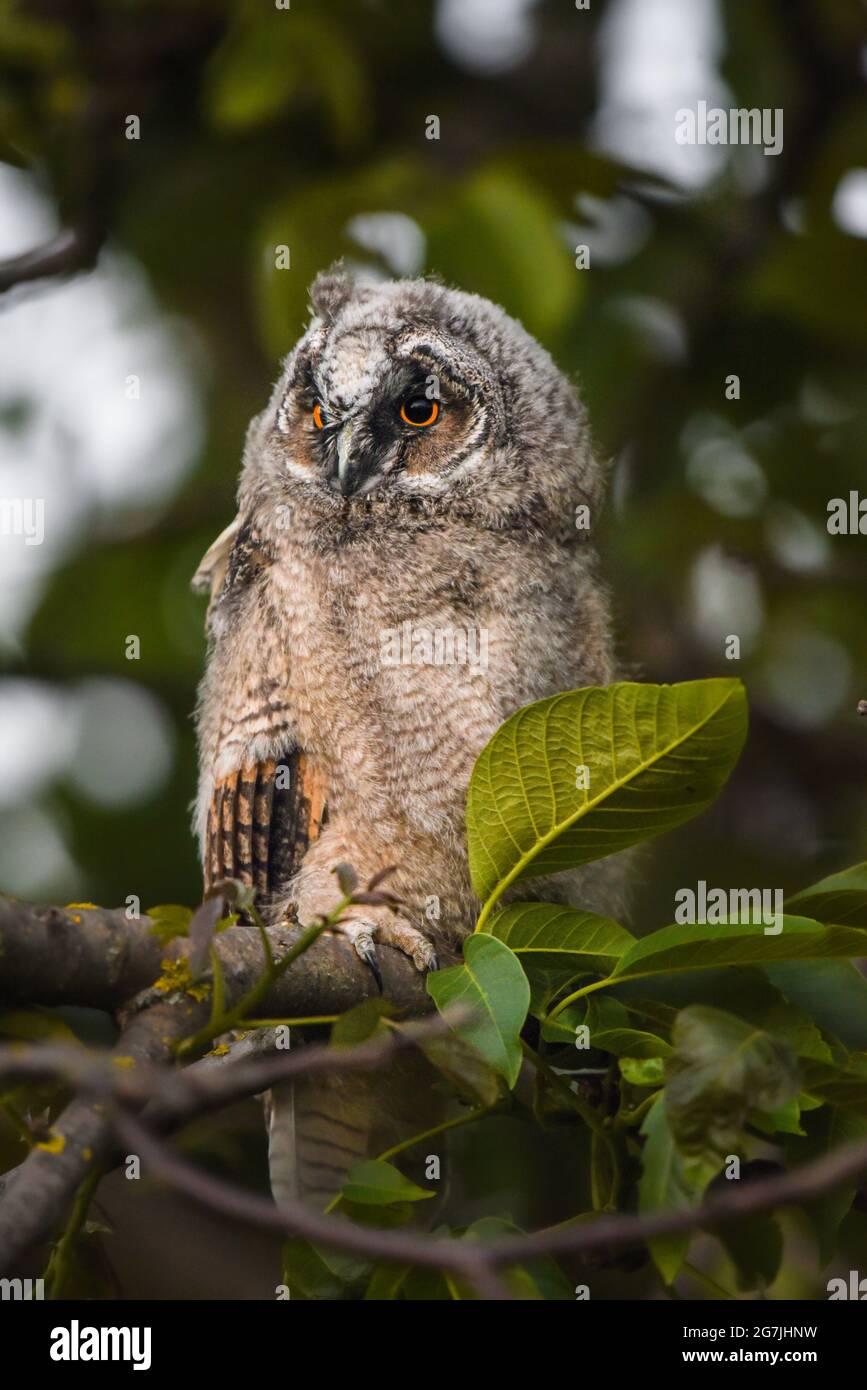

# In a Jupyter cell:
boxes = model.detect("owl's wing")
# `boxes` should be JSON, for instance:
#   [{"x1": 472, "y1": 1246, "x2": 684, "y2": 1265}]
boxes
[
  {"x1": 194, "y1": 518, "x2": 328, "y2": 910},
  {"x1": 192, "y1": 515, "x2": 242, "y2": 599},
  {"x1": 203, "y1": 753, "x2": 327, "y2": 905}
]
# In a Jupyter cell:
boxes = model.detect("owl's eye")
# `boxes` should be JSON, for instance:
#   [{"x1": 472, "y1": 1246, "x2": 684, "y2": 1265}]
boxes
[
  {"x1": 399, "y1": 396, "x2": 439, "y2": 428},
  {"x1": 312, "y1": 403, "x2": 326, "y2": 429}
]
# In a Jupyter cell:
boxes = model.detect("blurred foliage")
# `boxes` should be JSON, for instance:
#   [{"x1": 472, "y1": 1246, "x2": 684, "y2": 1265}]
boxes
[{"x1": 1, "y1": 0, "x2": 867, "y2": 1300}]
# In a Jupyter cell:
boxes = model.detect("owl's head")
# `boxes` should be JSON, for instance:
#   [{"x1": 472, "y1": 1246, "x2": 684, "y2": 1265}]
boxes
[{"x1": 241, "y1": 266, "x2": 603, "y2": 536}]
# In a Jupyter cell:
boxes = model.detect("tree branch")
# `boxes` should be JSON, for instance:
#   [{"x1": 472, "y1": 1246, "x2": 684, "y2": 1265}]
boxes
[
  {"x1": 6, "y1": 1020, "x2": 867, "y2": 1297},
  {"x1": 0, "y1": 894, "x2": 444, "y2": 1272},
  {"x1": 107, "y1": 1105, "x2": 867, "y2": 1295},
  {"x1": 0, "y1": 227, "x2": 102, "y2": 296},
  {"x1": 0, "y1": 895, "x2": 438, "y2": 1015}
]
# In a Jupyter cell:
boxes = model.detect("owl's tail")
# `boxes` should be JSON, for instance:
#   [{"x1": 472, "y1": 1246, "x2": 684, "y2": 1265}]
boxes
[
  {"x1": 267, "y1": 1075, "x2": 372, "y2": 1209},
  {"x1": 266, "y1": 1052, "x2": 451, "y2": 1211}
]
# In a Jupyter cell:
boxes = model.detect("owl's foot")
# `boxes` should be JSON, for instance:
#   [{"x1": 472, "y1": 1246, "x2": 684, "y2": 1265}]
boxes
[
  {"x1": 334, "y1": 916, "x2": 437, "y2": 990},
  {"x1": 371, "y1": 917, "x2": 438, "y2": 974}
]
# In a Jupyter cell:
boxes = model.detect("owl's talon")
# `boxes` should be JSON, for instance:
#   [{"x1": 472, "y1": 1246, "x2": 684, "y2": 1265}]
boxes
[
  {"x1": 329, "y1": 914, "x2": 435, "y2": 980},
  {"x1": 353, "y1": 932, "x2": 384, "y2": 993},
  {"x1": 380, "y1": 923, "x2": 438, "y2": 974}
]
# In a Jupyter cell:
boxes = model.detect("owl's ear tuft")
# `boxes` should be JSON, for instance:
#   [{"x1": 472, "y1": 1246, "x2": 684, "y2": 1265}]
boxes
[{"x1": 309, "y1": 262, "x2": 356, "y2": 324}]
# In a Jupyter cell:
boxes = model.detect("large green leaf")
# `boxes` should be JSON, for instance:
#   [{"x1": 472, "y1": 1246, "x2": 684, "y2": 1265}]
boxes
[
  {"x1": 665, "y1": 1006, "x2": 800, "y2": 1169},
  {"x1": 483, "y1": 903, "x2": 634, "y2": 1013},
  {"x1": 608, "y1": 917, "x2": 867, "y2": 985},
  {"x1": 426, "y1": 935, "x2": 530, "y2": 1088},
  {"x1": 766, "y1": 960, "x2": 867, "y2": 1052},
  {"x1": 786, "y1": 862, "x2": 867, "y2": 927},
  {"x1": 484, "y1": 903, "x2": 634, "y2": 969},
  {"x1": 468, "y1": 679, "x2": 747, "y2": 922},
  {"x1": 615, "y1": 966, "x2": 832, "y2": 1061}
]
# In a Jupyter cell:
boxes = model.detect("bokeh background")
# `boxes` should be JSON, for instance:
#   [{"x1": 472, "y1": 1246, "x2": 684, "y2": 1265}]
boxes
[{"x1": 1, "y1": 0, "x2": 866, "y2": 1298}]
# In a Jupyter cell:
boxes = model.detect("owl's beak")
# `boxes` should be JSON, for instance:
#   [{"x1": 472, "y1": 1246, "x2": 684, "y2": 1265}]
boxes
[{"x1": 334, "y1": 422, "x2": 378, "y2": 498}]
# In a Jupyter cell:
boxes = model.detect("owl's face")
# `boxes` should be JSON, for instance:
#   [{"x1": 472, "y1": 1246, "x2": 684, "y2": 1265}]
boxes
[
  {"x1": 243, "y1": 267, "x2": 600, "y2": 535},
  {"x1": 273, "y1": 314, "x2": 487, "y2": 502}
]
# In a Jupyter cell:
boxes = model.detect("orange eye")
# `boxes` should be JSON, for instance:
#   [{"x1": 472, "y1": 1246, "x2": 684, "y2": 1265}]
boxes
[
  {"x1": 312, "y1": 403, "x2": 325, "y2": 429},
  {"x1": 400, "y1": 397, "x2": 439, "y2": 428}
]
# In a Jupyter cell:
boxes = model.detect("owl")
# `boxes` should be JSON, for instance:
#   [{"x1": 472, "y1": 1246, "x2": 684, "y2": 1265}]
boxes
[{"x1": 193, "y1": 266, "x2": 626, "y2": 1210}]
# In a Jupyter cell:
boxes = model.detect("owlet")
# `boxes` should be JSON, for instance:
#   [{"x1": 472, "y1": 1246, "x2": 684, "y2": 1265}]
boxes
[{"x1": 193, "y1": 267, "x2": 626, "y2": 1209}]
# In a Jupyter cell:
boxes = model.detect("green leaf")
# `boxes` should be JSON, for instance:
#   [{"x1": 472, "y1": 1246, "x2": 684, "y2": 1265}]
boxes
[
  {"x1": 204, "y1": 12, "x2": 367, "y2": 150},
  {"x1": 785, "y1": 1108, "x2": 867, "y2": 1265},
  {"x1": 749, "y1": 1097, "x2": 805, "y2": 1137},
  {"x1": 766, "y1": 960, "x2": 867, "y2": 1052},
  {"x1": 460, "y1": 1217, "x2": 572, "y2": 1301},
  {"x1": 44, "y1": 1226, "x2": 117, "y2": 1301},
  {"x1": 281, "y1": 1239, "x2": 369, "y2": 1300},
  {"x1": 330, "y1": 999, "x2": 395, "y2": 1048},
  {"x1": 616, "y1": 967, "x2": 834, "y2": 1060},
  {"x1": 541, "y1": 993, "x2": 631, "y2": 1046},
  {"x1": 541, "y1": 1001, "x2": 585, "y2": 1045},
  {"x1": 469, "y1": 679, "x2": 747, "y2": 921},
  {"x1": 638, "y1": 1097, "x2": 694, "y2": 1284},
  {"x1": 609, "y1": 916, "x2": 867, "y2": 984},
  {"x1": 426, "y1": 166, "x2": 579, "y2": 345},
  {"x1": 415, "y1": 1031, "x2": 505, "y2": 1108},
  {"x1": 341, "y1": 1159, "x2": 435, "y2": 1207},
  {"x1": 484, "y1": 902, "x2": 635, "y2": 1014},
  {"x1": 426, "y1": 934, "x2": 530, "y2": 1088},
  {"x1": 620, "y1": 1056, "x2": 666, "y2": 1087},
  {"x1": 485, "y1": 903, "x2": 634, "y2": 972},
  {"x1": 591, "y1": 1028, "x2": 672, "y2": 1059},
  {"x1": 666, "y1": 1006, "x2": 800, "y2": 1170},
  {"x1": 591, "y1": 1130, "x2": 620, "y2": 1212},
  {"x1": 786, "y1": 862, "x2": 867, "y2": 927},
  {"x1": 800, "y1": 1053, "x2": 867, "y2": 1110}
]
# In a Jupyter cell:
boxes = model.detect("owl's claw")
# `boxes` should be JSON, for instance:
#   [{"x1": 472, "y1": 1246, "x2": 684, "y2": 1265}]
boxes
[
  {"x1": 371, "y1": 920, "x2": 438, "y2": 974},
  {"x1": 352, "y1": 931, "x2": 384, "y2": 993},
  {"x1": 333, "y1": 916, "x2": 437, "y2": 981}
]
